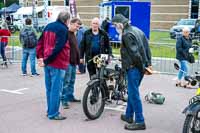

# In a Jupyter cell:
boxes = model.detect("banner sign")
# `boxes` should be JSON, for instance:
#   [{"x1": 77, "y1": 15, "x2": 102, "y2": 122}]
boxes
[{"x1": 69, "y1": 0, "x2": 77, "y2": 18}]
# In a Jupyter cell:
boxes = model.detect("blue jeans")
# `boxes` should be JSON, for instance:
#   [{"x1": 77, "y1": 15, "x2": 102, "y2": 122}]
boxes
[
  {"x1": 61, "y1": 64, "x2": 76, "y2": 104},
  {"x1": 78, "y1": 63, "x2": 86, "y2": 73},
  {"x1": 44, "y1": 66, "x2": 66, "y2": 118},
  {"x1": 0, "y1": 42, "x2": 7, "y2": 61},
  {"x1": 125, "y1": 68, "x2": 144, "y2": 123},
  {"x1": 177, "y1": 60, "x2": 188, "y2": 80},
  {"x1": 21, "y1": 48, "x2": 37, "y2": 74}
]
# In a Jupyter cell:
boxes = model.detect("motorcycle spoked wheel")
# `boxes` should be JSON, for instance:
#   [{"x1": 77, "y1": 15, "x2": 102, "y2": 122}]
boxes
[
  {"x1": 82, "y1": 81, "x2": 106, "y2": 120},
  {"x1": 183, "y1": 115, "x2": 200, "y2": 133},
  {"x1": 9, "y1": 26, "x2": 16, "y2": 34}
]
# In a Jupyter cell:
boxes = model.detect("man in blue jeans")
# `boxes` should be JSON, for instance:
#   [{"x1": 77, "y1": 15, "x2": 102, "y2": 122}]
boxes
[
  {"x1": 36, "y1": 11, "x2": 71, "y2": 120},
  {"x1": 61, "y1": 18, "x2": 82, "y2": 109},
  {"x1": 20, "y1": 18, "x2": 39, "y2": 76},
  {"x1": 112, "y1": 14, "x2": 152, "y2": 130}
]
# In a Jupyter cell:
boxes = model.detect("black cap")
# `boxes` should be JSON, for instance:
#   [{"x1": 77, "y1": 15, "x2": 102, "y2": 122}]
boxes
[{"x1": 112, "y1": 14, "x2": 129, "y2": 24}]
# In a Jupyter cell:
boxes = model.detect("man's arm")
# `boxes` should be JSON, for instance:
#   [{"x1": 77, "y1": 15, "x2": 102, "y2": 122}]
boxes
[
  {"x1": 105, "y1": 32, "x2": 112, "y2": 56},
  {"x1": 36, "y1": 33, "x2": 44, "y2": 59},
  {"x1": 80, "y1": 32, "x2": 86, "y2": 59},
  {"x1": 143, "y1": 35, "x2": 152, "y2": 66}
]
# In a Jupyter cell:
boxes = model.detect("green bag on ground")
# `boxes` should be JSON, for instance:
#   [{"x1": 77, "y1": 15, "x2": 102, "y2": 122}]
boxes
[{"x1": 145, "y1": 92, "x2": 165, "y2": 105}]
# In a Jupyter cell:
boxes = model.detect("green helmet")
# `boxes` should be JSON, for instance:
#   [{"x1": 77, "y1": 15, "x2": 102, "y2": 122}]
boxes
[{"x1": 145, "y1": 92, "x2": 165, "y2": 105}]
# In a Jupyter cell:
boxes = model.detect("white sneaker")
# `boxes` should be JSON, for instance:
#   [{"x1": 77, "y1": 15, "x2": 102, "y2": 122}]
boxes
[{"x1": 21, "y1": 73, "x2": 27, "y2": 76}]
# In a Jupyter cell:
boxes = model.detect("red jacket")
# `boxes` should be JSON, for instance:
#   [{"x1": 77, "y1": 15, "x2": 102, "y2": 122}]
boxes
[
  {"x1": 36, "y1": 21, "x2": 70, "y2": 69},
  {"x1": 0, "y1": 29, "x2": 11, "y2": 43}
]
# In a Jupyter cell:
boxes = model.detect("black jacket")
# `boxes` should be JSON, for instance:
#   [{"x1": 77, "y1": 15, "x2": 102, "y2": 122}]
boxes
[
  {"x1": 176, "y1": 36, "x2": 192, "y2": 61},
  {"x1": 80, "y1": 28, "x2": 112, "y2": 62},
  {"x1": 121, "y1": 24, "x2": 152, "y2": 73}
]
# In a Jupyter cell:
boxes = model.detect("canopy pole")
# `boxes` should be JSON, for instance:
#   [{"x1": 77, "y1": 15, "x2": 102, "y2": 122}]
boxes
[
  {"x1": 44, "y1": 0, "x2": 48, "y2": 24},
  {"x1": 4, "y1": 0, "x2": 6, "y2": 19},
  {"x1": 32, "y1": 0, "x2": 38, "y2": 30}
]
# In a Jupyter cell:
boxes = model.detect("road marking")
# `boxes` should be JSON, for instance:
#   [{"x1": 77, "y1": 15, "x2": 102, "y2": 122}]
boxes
[
  {"x1": 0, "y1": 88, "x2": 29, "y2": 95},
  {"x1": 172, "y1": 77, "x2": 177, "y2": 80},
  {"x1": 105, "y1": 103, "x2": 126, "y2": 112}
]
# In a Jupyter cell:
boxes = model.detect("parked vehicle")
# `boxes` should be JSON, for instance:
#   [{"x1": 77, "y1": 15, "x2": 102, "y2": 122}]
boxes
[
  {"x1": 82, "y1": 54, "x2": 127, "y2": 120},
  {"x1": 8, "y1": 25, "x2": 17, "y2": 33},
  {"x1": 170, "y1": 19, "x2": 196, "y2": 39},
  {"x1": 11, "y1": 6, "x2": 69, "y2": 32}
]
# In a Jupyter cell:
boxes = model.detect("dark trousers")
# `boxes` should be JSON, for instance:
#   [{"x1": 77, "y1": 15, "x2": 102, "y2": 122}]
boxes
[
  {"x1": 78, "y1": 63, "x2": 86, "y2": 73},
  {"x1": 87, "y1": 61, "x2": 96, "y2": 78}
]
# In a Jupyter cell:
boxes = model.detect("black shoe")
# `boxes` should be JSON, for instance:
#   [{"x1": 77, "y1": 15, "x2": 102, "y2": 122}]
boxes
[
  {"x1": 31, "y1": 73, "x2": 40, "y2": 77},
  {"x1": 71, "y1": 98, "x2": 81, "y2": 102},
  {"x1": 49, "y1": 115, "x2": 66, "y2": 120},
  {"x1": 63, "y1": 102, "x2": 70, "y2": 109},
  {"x1": 124, "y1": 122, "x2": 146, "y2": 130},
  {"x1": 121, "y1": 114, "x2": 133, "y2": 124}
]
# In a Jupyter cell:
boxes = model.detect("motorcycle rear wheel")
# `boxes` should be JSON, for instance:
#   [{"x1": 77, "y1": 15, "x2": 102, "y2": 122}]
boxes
[
  {"x1": 183, "y1": 115, "x2": 200, "y2": 133},
  {"x1": 82, "y1": 81, "x2": 106, "y2": 120}
]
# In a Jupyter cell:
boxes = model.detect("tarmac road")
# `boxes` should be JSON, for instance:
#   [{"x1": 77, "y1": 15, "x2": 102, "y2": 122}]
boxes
[{"x1": 0, "y1": 64, "x2": 197, "y2": 133}]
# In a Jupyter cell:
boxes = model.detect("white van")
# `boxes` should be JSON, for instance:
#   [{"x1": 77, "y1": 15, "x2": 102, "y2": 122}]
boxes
[{"x1": 11, "y1": 6, "x2": 70, "y2": 31}]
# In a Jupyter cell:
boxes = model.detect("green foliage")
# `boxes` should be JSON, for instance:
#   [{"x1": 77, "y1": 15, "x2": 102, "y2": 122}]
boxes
[
  {"x1": 150, "y1": 31, "x2": 176, "y2": 44},
  {"x1": 0, "y1": 2, "x2": 4, "y2": 8},
  {"x1": 0, "y1": 0, "x2": 18, "y2": 8},
  {"x1": 112, "y1": 31, "x2": 177, "y2": 58},
  {"x1": 5, "y1": 0, "x2": 19, "y2": 7}
]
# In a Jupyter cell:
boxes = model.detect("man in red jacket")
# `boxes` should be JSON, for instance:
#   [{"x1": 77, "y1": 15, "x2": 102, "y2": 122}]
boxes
[
  {"x1": 36, "y1": 11, "x2": 70, "y2": 120},
  {"x1": 0, "y1": 22, "x2": 11, "y2": 67}
]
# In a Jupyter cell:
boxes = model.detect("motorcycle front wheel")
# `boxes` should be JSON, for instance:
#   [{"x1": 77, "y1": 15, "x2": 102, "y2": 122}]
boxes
[
  {"x1": 9, "y1": 25, "x2": 16, "y2": 34},
  {"x1": 183, "y1": 115, "x2": 200, "y2": 133},
  {"x1": 82, "y1": 81, "x2": 106, "y2": 120}
]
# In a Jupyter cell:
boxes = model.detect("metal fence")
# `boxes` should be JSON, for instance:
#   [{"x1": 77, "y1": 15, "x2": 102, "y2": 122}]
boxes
[
  {"x1": 111, "y1": 41, "x2": 200, "y2": 75},
  {"x1": 0, "y1": 36, "x2": 22, "y2": 64},
  {"x1": 0, "y1": 36, "x2": 199, "y2": 74}
]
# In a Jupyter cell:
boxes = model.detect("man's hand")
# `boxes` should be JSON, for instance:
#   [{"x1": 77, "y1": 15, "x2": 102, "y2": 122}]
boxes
[
  {"x1": 189, "y1": 48, "x2": 194, "y2": 53},
  {"x1": 80, "y1": 59, "x2": 84, "y2": 64},
  {"x1": 38, "y1": 58, "x2": 45, "y2": 67},
  {"x1": 144, "y1": 65, "x2": 153, "y2": 75}
]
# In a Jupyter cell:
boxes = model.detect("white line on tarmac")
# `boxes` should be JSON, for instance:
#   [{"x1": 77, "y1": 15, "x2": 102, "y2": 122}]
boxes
[
  {"x1": 105, "y1": 103, "x2": 127, "y2": 112},
  {"x1": 0, "y1": 88, "x2": 29, "y2": 95},
  {"x1": 172, "y1": 77, "x2": 178, "y2": 81}
]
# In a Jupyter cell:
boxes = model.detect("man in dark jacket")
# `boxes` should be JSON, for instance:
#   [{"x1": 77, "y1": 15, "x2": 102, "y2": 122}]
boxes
[
  {"x1": 112, "y1": 14, "x2": 152, "y2": 130},
  {"x1": 80, "y1": 17, "x2": 112, "y2": 78},
  {"x1": 36, "y1": 11, "x2": 70, "y2": 120},
  {"x1": 175, "y1": 27, "x2": 192, "y2": 87}
]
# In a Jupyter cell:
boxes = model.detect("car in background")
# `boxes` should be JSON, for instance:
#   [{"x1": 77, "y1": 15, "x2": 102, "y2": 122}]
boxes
[{"x1": 169, "y1": 19, "x2": 196, "y2": 39}]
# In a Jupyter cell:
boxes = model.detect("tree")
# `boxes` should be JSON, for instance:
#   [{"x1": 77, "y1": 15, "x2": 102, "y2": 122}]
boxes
[
  {"x1": 0, "y1": 2, "x2": 4, "y2": 9},
  {"x1": 1, "y1": 0, "x2": 19, "y2": 7}
]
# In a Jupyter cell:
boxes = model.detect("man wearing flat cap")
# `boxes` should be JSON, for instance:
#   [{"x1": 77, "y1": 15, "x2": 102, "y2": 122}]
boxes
[{"x1": 112, "y1": 14, "x2": 152, "y2": 130}]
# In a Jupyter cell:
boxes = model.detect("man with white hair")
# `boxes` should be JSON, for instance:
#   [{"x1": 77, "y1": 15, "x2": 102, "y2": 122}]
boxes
[
  {"x1": 80, "y1": 17, "x2": 112, "y2": 78},
  {"x1": 175, "y1": 27, "x2": 193, "y2": 87},
  {"x1": 36, "y1": 11, "x2": 71, "y2": 120},
  {"x1": 112, "y1": 14, "x2": 152, "y2": 130}
]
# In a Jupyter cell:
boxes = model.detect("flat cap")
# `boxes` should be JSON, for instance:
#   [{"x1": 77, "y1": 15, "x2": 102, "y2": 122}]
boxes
[{"x1": 112, "y1": 14, "x2": 129, "y2": 24}]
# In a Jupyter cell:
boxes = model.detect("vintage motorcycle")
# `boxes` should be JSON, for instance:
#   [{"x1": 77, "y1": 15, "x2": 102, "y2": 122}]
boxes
[
  {"x1": 182, "y1": 71, "x2": 200, "y2": 133},
  {"x1": 82, "y1": 54, "x2": 127, "y2": 120}
]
